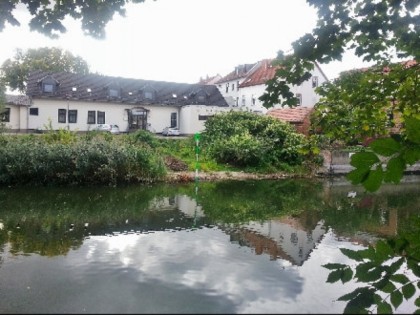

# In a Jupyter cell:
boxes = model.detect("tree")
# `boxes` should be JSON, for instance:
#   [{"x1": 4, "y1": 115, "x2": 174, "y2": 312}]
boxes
[
  {"x1": 0, "y1": 47, "x2": 90, "y2": 93},
  {"x1": 270, "y1": 2, "x2": 420, "y2": 313},
  {"x1": 0, "y1": 0, "x2": 149, "y2": 39},
  {"x1": 311, "y1": 60, "x2": 419, "y2": 146},
  {"x1": 259, "y1": 0, "x2": 419, "y2": 192}
]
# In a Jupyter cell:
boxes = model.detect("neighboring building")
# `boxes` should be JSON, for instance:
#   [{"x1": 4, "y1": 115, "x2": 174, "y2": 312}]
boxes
[
  {"x1": 215, "y1": 58, "x2": 329, "y2": 114},
  {"x1": 5, "y1": 70, "x2": 231, "y2": 134},
  {"x1": 214, "y1": 63, "x2": 257, "y2": 108},
  {"x1": 1, "y1": 94, "x2": 32, "y2": 132},
  {"x1": 198, "y1": 74, "x2": 223, "y2": 85}
]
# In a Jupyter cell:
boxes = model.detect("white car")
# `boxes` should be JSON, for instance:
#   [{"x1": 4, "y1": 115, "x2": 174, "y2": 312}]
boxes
[
  {"x1": 93, "y1": 124, "x2": 120, "y2": 134},
  {"x1": 162, "y1": 127, "x2": 180, "y2": 136}
]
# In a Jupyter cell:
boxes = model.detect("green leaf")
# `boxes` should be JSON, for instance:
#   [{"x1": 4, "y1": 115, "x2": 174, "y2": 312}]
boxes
[
  {"x1": 390, "y1": 274, "x2": 409, "y2": 284},
  {"x1": 407, "y1": 259, "x2": 420, "y2": 277},
  {"x1": 415, "y1": 296, "x2": 420, "y2": 307},
  {"x1": 356, "y1": 263, "x2": 383, "y2": 282},
  {"x1": 370, "y1": 138, "x2": 401, "y2": 156},
  {"x1": 346, "y1": 167, "x2": 370, "y2": 185},
  {"x1": 387, "y1": 258, "x2": 405, "y2": 275},
  {"x1": 377, "y1": 301, "x2": 393, "y2": 314},
  {"x1": 384, "y1": 156, "x2": 405, "y2": 184},
  {"x1": 323, "y1": 263, "x2": 347, "y2": 270},
  {"x1": 341, "y1": 267, "x2": 354, "y2": 283},
  {"x1": 402, "y1": 283, "x2": 416, "y2": 300},
  {"x1": 390, "y1": 290, "x2": 403, "y2": 309},
  {"x1": 403, "y1": 147, "x2": 420, "y2": 165},
  {"x1": 342, "y1": 288, "x2": 376, "y2": 314},
  {"x1": 327, "y1": 269, "x2": 342, "y2": 283},
  {"x1": 376, "y1": 280, "x2": 396, "y2": 293},
  {"x1": 405, "y1": 117, "x2": 420, "y2": 144},
  {"x1": 338, "y1": 289, "x2": 361, "y2": 302},
  {"x1": 350, "y1": 152, "x2": 380, "y2": 168},
  {"x1": 363, "y1": 167, "x2": 384, "y2": 192},
  {"x1": 340, "y1": 248, "x2": 364, "y2": 261},
  {"x1": 374, "y1": 240, "x2": 394, "y2": 260}
]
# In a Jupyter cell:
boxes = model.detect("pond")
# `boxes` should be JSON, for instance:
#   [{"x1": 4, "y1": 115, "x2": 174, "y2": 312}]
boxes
[{"x1": 0, "y1": 176, "x2": 419, "y2": 314}]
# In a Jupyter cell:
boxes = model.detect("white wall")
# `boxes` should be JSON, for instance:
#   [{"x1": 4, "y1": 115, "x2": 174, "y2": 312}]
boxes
[
  {"x1": 180, "y1": 105, "x2": 232, "y2": 135},
  {"x1": 29, "y1": 99, "x2": 184, "y2": 134}
]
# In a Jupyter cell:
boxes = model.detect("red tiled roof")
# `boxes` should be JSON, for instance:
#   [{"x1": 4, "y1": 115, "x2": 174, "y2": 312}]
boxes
[
  {"x1": 239, "y1": 59, "x2": 277, "y2": 88},
  {"x1": 267, "y1": 107, "x2": 313, "y2": 123}
]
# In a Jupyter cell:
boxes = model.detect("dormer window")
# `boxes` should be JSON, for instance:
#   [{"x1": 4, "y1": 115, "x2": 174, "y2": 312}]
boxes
[
  {"x1": 140, "y1": 85, "x2": 157, "y2": 101},
  {"x1": 39, "y1": 75, "x2": 59, "y2": 94},
  {"x1": 194, "y1": 89, "x2": 209, "y2": 103},
  {"x1": 43, "y1": 83, "x2": 54, "y2": 93},
  {"x1": 108, "y1": 88, "x2": 120, "y2": 98}
]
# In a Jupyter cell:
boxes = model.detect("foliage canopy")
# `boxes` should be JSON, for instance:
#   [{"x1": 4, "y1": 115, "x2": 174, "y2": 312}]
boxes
[
  {"x1": 0, "y1": 0, "x2": 149, "y2": 39},
  {"x1": 0, "y1": 47, "x2": 90, "y2": 93}
]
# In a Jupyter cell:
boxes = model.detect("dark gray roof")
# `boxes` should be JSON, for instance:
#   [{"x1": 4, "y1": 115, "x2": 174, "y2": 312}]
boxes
[
  {"x1": 5, "y1": 94, "x2": 32, "y2": 106},
  {"x1": 215, "y1": 63, "x2": 257, "y2": 84},
  {"x1": 26, "y1": 70, "x2": 229, "y2": 107}
]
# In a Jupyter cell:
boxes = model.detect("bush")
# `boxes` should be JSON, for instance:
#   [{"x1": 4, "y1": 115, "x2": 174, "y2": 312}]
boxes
[
  {"x1": 201, "y1": 111, "x2": 309, "y2": 169},
  {"x1": 0, "y1": 137, "x2": 166, "y2": 186}
]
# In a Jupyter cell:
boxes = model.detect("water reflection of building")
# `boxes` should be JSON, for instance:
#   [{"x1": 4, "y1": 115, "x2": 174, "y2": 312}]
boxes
[{"x1": 222, "y1": 218, "x2": 327, "y2": 266}]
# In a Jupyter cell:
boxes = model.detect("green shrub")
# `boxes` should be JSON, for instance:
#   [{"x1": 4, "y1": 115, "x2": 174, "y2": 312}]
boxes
[
  {"x1": 201, "y1": 111, "x2": 309, "y2": 169},
  {"x1": 0, "y1": 138, "x2": 166, "y2": 186},
  {"x1": 127, "y1": 130, "x2": 158, "y2": 148}
]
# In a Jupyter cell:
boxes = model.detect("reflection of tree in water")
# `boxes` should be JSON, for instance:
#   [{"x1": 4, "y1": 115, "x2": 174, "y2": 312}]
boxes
[{"x1": 0, "y1": 179, "x2": 419, "y2": 262}]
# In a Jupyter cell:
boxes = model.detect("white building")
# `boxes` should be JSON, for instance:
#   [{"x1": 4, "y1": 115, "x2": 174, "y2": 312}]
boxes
[
  {"x1": 214, "y1": 58, "x2": 329, "y2": 114},
  {"x1": 2, "y1": 70, "x2": 231, "y2": 135}
]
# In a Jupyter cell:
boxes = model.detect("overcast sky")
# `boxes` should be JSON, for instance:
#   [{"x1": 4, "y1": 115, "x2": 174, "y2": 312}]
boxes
[{"x1": 0, "y1": 0, "x2": 375, "y2": 85}]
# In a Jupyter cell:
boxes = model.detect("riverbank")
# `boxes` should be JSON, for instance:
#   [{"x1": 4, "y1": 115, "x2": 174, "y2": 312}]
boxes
[{"x1": 165, "y1": 170, "x2": 312, "y2": 183}]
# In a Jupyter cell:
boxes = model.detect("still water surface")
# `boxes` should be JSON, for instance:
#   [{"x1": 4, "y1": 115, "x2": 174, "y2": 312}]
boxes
[{"x1": 0, "y1": 176, "x2": 419, "y2": 314}]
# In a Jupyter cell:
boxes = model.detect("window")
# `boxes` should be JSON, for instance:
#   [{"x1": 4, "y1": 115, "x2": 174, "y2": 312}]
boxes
[
  {"x1": 68, "y1": 110, "x2": 78, "y2": 123},
  {"x1": 29, "y1": 108, "x2": 39, "y2": 116},
  {"x1": 144, "y1": 91, "x2": 154, "y2": 100},
  {"x1": 43, "y1": 83, "x2": 54, "y2": 93},
  {"x1": 241, "y1": 95, "x2": 246, "y2": 106},
  {"x1": 40, "y1": 75, "x2": 59, "y2": 93},
  {"x1": 232, "y1": 84, "x2": 235, "y2": 91},
  {"x1": 199, "y1": 115, "x2": 213, "y2": 121},
  {"x1": 225, "y1": 83, "x2": 229, "y2": 93},
  {"x1": 0, "y1": 108, "x2": 10, "y2": 122},
  {"x1": 252, "y1": 95, "x2": 256, "y2": 106},
  {"x1": 312, "y1": 76, "x2": 318, "y2": 88},
  {"x1": 235, "y1": 97, "x2": 239, "y2": 107},
  {"x1": 170, "y1": 112, "x2": 177, "y2": 128},
  {"x1": 58, "y1": 109, "x2": 66, "y2": 123},
  {"x1": 109, "y1": 88, "x2": 120, "y2": 98},
  {"x1": 97, "y1": 111, "x2": 105, "y2": 124},
  {"x1": 87, "y1": 111, "x2": 96, "y2": 124},
  {"x1": 296, "y1": 93, "x2": 302, "y2": 106},
  {"x1": 237, "y1": 81, "x2": 240, "y2": 91}
]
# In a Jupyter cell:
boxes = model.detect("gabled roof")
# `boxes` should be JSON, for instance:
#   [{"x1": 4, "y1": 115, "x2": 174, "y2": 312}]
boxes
[
  {"x1": 215, "y1": 63, "x2": 257, "y2": 84},
  {"x1": 26, "y1": 70, "x2": 229, "y2": 107},
  {"x1": 218, "y1": 58, "x2": 329, "y2": 89},
  {"x1": 267, "y1": 107, "x2": 313, "y2": 123},
  {"x1": 5, "y1": 94, "x2": 32, "y2": 106},
  {"x1": 197, "y1": 74, "x2": 222, "y2": 85},
  {"x1": 239, "y1": 59, "x2": 276, "y2": 88}
]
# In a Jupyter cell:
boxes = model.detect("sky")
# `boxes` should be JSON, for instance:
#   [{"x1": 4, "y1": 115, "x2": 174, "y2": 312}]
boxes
[{"x1": 0, "y1": 0, "x2": 376, "y2": 87}]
